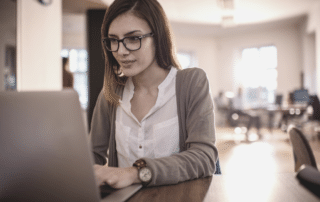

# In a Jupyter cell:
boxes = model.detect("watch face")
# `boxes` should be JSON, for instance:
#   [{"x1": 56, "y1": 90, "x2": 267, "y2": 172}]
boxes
[{"x1": 139, "y1": 167, "x2": 152, "y2": 182}]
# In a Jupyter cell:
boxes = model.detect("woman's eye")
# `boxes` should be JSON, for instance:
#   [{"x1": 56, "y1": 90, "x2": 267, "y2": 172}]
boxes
[
  {"x1": 109, "y1": 38, "x2": 118, "y2": 43},
  {"x1": 127, "y1": 36, "x2": 140, "y2": 42}
]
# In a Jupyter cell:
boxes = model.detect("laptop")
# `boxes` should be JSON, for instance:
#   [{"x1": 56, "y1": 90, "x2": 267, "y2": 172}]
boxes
[{"x1": 0, "y1": 90, "x2": 142, "y2": 202}]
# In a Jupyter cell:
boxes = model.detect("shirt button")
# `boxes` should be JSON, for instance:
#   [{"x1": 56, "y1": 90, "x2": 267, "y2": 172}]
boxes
[{"x1": 139, "y1": 145, "x2": 142, "y2": 149}]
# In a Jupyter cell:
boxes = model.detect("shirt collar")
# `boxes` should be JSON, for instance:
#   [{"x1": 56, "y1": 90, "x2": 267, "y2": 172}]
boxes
[{"x1": 120, "y1": 67, "x2": 177, "y2": 122}]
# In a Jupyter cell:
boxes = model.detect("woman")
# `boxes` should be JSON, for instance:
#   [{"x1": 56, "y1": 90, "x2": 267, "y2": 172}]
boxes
[
  {"x1": 62, "y1": 57, "x2": 74, "y2": 88},
  {"x1": 90, "y1": 0, "x2": 219, "y2": 189}
]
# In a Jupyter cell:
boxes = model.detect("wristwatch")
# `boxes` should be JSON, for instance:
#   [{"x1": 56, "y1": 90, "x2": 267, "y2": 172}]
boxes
[{"x1": 133, "y1": 159, "x2": 152, "y2": 186}]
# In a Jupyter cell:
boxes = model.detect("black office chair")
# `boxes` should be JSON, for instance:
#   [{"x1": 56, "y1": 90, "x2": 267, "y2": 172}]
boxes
[
  {"x1": 288, "y1": 125, "x2": 317, "y2": 172},
  {"x1": 296, "y1": 164, "x2": 320, "y2": 197},
  {"x1": 308, "y1": 95, "x2": 320, "y2": 121},
  {"x1": 227, "y1": 110, "x2": 250, "y2": 128}
]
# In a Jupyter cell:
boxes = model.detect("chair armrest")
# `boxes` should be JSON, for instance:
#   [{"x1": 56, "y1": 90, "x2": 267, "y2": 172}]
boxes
[{"x1": 296, "y1": 164, "x2": 320, "y2": 197}]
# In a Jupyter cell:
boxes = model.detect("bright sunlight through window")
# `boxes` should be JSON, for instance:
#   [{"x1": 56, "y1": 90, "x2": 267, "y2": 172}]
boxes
[
  {"x1": 61, "y1": 49, "x2": 88, "y2": 110},
  {"x1": 237, "y1": 45, "x2": 277, "y2": 108},
  {"x1": 177, "y1": 51, "x2": 197, "y2": 69}
]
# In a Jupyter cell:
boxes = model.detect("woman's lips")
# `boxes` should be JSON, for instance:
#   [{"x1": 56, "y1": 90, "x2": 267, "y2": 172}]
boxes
[{"x1": 120, "y1": 60, "x2": 136, "y2": 67}]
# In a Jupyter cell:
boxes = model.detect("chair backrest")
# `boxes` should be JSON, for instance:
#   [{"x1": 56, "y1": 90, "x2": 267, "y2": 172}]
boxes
[
  {"x1": 288, "y1": 125, "x2": 317, "y2": 172},
  {"x1": 275, "y1": 94, "x2": 283, "y2": 106},
  {"x1": 308, "y1": 95, "x2": 320, "y2": 121}
]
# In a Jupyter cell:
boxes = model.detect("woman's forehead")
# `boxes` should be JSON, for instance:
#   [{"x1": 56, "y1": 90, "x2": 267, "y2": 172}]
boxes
[{"x1": 108, "y1": 13, "x2": 151, "y2": 36}]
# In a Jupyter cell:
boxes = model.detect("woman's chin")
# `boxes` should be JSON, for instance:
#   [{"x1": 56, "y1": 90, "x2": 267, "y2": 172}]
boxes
[{"x1": 121, "y1": 69, "x2": 136, "y2": 77}]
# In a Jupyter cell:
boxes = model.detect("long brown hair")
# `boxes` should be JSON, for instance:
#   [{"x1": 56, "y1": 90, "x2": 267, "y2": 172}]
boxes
[{"x1": 101, "y1": 0, "x2": 181, "y2": 105}]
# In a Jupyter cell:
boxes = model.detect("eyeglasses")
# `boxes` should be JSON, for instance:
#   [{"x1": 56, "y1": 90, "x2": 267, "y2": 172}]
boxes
[{"x1": 103, "y1": 33, "x2": 154, "y2": 52}]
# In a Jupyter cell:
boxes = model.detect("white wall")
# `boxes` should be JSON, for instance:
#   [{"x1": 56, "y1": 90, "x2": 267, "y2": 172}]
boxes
[
  {"x1": 175, "y1": 35, "x2": 218, "y2": 95},
  {"x1": 214, "y1": 23, "x2": 303, "y2": 96},
  {"x1": 307, "y1": 2, "x2": 320, "y2": 96},
  {"x1": 302, "y1": 33, "x2": 316, "y2": 94},
  {"x1": 62, "y1": 13, "x2": 86, "y2": 49},
  {"x1": 17, "y1": 0, "x2": 62, "y2": 91}
]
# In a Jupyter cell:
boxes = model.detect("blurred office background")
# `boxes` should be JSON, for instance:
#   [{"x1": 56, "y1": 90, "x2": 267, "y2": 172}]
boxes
[{"x1": 1, "y1": 0, "x2": 320, "y2": 174}]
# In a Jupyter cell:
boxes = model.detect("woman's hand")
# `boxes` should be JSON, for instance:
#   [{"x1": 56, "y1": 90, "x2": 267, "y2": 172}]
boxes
[{"x1": 94, "y1": 164, "x2": 141, "y2": 189}]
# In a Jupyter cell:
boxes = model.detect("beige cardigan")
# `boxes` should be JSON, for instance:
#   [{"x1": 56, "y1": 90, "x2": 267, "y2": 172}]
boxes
[{"x1": 90, "y1": 67, "x2": 219, "y2": 186}]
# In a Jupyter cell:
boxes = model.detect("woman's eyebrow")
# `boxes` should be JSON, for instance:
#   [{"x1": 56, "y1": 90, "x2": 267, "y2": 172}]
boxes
[
  {"x1": 108, "y1": 34, "x2": 118, "y2": 38},
  {"x1": 124, "y1": 30, "x2": 142, "y2": 36},
  {"x1": 108, "y1": 30, "x2": 142, "y2": 38}
]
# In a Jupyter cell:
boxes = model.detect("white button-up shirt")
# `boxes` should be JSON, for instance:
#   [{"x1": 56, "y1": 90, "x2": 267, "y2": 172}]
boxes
[{"x1": 116, "y1": 67, "x2": 179, "y2": 168}]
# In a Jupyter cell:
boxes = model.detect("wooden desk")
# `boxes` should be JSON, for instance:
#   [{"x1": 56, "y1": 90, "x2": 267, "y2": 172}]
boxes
[{"x1": 127, "y1": 173, "x2": 320, "y2": 202}]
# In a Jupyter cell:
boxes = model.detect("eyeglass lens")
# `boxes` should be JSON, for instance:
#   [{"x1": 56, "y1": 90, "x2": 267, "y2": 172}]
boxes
[{"x1": 106, "y1": 37, "x2": 141, "y2": 52}]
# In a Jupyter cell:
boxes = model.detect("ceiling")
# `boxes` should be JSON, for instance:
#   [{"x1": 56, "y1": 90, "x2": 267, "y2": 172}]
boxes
[
  {"x1": 99, "y1": 0, "x2": 319, "y2": 25},
  {"x1": 62, "y1": 0, "x2": 318, "y2": 36}
]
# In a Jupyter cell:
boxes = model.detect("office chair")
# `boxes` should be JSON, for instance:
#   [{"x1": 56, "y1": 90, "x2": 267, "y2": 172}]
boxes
[
  {"x1": 296, "y1": 164, "x2": 320, "y2": 197},
  {"x1": 288, "y1": 125, "x2": 317, "y2": 172},
  {"x1": 308, "y1": 95, "x2": 320, "y2": 121},
  {"x1": 275, "y1": 94, "x2": 283, "y2": 106},
  {"x1": 288, "y1": 95, "x2": 320, "y2": 140},
  {"x1": 227, "y1": 110, "x2": 250, "y2": 128}
]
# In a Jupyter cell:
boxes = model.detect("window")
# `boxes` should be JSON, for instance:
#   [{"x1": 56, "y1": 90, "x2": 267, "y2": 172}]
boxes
[
  {"x1": 237, "y1": 45, "x2": 277, "y2": 108},
  {"x1": 61, "y1": 49, "x2": 88, "y2": 109},
  {"x1": 4, "y1": 46, "x2": 17, "y2": 91}
]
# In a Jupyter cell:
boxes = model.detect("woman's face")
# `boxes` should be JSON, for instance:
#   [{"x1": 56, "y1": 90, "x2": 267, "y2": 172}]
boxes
[{"x1": 108, "y1": 12, "x2": 158, "y2": 77}]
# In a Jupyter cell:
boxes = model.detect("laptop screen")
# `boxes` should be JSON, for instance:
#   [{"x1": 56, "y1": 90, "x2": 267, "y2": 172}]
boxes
[{"x1": 0, "y1": 90, "x2": 101, "y2": 202}]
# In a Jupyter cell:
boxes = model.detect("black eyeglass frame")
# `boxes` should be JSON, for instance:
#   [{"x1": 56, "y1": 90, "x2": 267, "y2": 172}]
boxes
[{"x1": 102, "y1": 33, "x2": 154, "y2": 52}]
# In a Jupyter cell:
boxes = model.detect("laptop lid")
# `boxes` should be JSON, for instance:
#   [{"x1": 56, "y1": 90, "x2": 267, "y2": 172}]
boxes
[{"x1": 0, "y1": 90, "x2": 101, "y2": 202}]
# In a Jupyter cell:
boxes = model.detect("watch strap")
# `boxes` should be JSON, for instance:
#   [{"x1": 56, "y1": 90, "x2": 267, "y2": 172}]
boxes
[
  {"x1": 133, "y1": 159, "x2": 147, "y2": 169},
  {"x1": 133, "y1": 159, "x2": 151, "y2": 186}
]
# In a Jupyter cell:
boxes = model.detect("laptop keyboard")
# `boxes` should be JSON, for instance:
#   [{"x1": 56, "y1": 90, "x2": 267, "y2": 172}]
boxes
[{"x1": 99, "y1": 184, "x2": 118, "y2": 199}]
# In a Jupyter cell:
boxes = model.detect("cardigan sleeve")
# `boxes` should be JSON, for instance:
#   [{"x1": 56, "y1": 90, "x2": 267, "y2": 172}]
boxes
[
  {"x1": 141, "y1": 68, "x2": 218, "y2": 186},
  {"x1": 89, "y1": 91, "x2": 111, "y2": 165}
]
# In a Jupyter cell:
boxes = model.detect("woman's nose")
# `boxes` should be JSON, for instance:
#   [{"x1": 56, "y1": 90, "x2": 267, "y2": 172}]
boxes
[{"x1": 117, "y1": 41, "x2": 130, "y2": 55}]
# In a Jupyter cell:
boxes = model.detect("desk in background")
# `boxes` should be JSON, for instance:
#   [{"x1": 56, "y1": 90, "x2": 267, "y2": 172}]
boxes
[
  {"x1": 128, "y1": 173, "x2": 320, "y2": 202},
  {"x1": 267, "y1": 104, "x2": 308, "y2": 132}
]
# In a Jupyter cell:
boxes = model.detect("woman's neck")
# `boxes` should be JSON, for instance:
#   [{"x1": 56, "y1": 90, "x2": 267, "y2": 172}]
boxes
[{"x1": 132, "y1": 65, "x2": 170, "y2": 92}]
